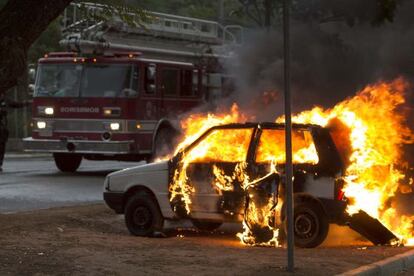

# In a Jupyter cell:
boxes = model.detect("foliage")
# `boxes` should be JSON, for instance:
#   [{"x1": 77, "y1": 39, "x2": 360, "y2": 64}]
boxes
[
  {"x1": 232, "y1": 0, "x2": 401, "y2": 28},
  {"x1": 28, "y1": 19, "x2": 61, "y2": 64},
  {"x1": 75, "y1": 0, "x2": 152, "y2": 28},
  {"x1": 26, "y1": 0, "x2": 151, "y2": 65},
  {"x1": 129, "y1": 0, "x2": 244, "y2": 24}
]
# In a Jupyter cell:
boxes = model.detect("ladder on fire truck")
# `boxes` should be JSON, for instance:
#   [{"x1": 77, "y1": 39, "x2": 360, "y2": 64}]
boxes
[{"x1": 61, "y1": 2, "x2": 243, "y2": 61}]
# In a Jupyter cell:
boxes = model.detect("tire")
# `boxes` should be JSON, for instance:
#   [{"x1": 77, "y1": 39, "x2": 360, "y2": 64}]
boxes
[
  {"x1": 152, "y1": 127, "x2": 176, "y2": 160},
  {"x1": 291, "y1": 200, "x2": 329, "y2": 248},
  {"x1": 192, "y1": 219, "x2": 223, "y2": 232},
  {"x1": 125, "y1": 192, "x2": 164, "y2": 236},
  {"x1": 53, "y1": 153, "x2": 82, "y2": 172}
]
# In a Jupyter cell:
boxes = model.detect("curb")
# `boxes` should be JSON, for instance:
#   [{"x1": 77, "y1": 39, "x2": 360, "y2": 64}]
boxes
[
  {"x1": 338, "y1": 248, "x2": 414, "y2": 275},
  {"x1": 5, "y1": 153, "x2": 51, "y2": 159}
]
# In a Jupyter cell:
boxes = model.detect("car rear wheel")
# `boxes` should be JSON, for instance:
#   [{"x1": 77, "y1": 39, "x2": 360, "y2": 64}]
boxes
[
  {"x1": 53, "y1": 153, "x2": 82, "y2": 172},
  {"x1": 191, "y1": 219, "x2": 223, "y2": 232},
  {"x1": 292, "y1": 200, "x2": 329, "y2": 248},
  {"x1": 125, "y1": 192, "x2": 164, "y2": 236}
]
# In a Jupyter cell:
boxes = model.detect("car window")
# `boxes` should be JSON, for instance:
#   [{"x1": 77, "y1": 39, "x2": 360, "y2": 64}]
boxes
[
  {"x1": 255, "y1": 129, "x2": 319, "y2": 164},
  {"x1": 186, "y1": 128, "x2": 253, "y2": 163}
]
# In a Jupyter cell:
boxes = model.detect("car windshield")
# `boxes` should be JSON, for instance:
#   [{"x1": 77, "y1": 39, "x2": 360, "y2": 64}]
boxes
[
  {"x1": 185, "y1": 128, "x2": 254, "y2": 163},
  {"x1": 34, "y1": 63, "x2": 138, "y2": 98}
]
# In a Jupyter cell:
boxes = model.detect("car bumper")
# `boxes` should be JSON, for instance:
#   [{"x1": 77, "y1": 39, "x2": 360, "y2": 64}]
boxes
[
  {"x1": 103, "y1": 192, "x2": 124, "y2": 214},
  {"x1": 22, "y1": 137, "x2": 139, "y2": 155}
]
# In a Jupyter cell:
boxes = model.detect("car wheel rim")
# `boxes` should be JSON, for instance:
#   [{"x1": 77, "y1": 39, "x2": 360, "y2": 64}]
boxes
[
  {"x1": 133, "y1": 206, "x2": 152, "y2": 229},
  {"x1": 294, "y1": 211, "x2": 319, "y2": 239}
]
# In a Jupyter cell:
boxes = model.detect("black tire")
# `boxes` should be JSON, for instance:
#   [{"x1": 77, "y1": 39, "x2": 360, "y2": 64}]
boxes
[
  {"x1": 192, "y1": 220, "x2": 223, "y2": 231},
  {"x1": 53, "y1": 153, "x2": 82, "y2": 172},
  {"x1": 292, "y1": 200, "x2": 329, "y2": 248},
  {"x1": 125, "y1": 192, "x2": 164, "y2": 236},
  {"x1": 152, "y1": 127, "x2": 176, "y2": 160}
]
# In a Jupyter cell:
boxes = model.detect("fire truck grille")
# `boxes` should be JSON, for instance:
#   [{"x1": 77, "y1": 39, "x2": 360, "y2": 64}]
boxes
[
  {"x1": 33, "y1": 118, "x2": 156, "y2": 133},
  {"x1": 53, "y1": 120, "x2": 105, "y2": 132}
]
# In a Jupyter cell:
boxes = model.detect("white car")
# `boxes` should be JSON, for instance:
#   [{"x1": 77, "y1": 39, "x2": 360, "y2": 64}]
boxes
[{"x1": 103, "y1": 122, "x2": 396, "y2": 248}]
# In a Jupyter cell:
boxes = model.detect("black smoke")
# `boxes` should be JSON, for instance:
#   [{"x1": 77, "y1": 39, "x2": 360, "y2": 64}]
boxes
[{"x1": 223, "y1": 0, "x2": 414, "y2": 120}]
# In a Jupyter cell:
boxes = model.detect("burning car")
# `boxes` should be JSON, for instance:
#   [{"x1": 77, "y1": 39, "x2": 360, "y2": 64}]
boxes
[
  {"x1": 104, "y1": 122, "x2": 398, "y2": 248},
  {"x1": 104, "y1": 79, "x2": 414, "y2": 248}
]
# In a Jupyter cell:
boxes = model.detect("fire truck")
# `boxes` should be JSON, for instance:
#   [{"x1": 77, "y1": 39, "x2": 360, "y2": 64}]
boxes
[{"x1": 23, "y1": 3, "x2": 242, "y2": 172}]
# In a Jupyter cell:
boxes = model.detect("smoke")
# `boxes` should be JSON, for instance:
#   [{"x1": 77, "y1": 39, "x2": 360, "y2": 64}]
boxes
[
  {"x1": 218, "y1": 1, "x2": 414, "y2": 224},
  {"x1": 222, "y1": 0, "x2": 414, "y2": 120}
]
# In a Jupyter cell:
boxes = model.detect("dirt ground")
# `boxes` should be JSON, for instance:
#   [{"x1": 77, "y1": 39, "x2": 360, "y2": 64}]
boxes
[{"x1": 0, "y1": 204, "x2": 411, "y2": 276}]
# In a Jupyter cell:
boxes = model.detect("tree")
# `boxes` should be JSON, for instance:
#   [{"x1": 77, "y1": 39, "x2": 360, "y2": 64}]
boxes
[
  {"x1": 0, "y1": 0, "x2": 145, "y2": 97},
  {"x1": 233, "y1": 0, "x2": 401, "y2": 28},
  {"x1": 0, "y1": 0, "x2": 73, "y2": 95},
  {"x1": 28, "y1": 19, "x2": 62, "y2": 65}
]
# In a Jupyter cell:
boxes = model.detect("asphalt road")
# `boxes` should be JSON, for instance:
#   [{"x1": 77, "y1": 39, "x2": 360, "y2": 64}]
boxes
[{"x1": 0, "y1": 154, "x2": 141, "y2": 213}]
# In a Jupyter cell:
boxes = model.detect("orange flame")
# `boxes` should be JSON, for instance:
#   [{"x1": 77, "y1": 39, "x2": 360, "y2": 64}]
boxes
[
  {"x1": 168, "y1": 78, "x2": 414, "y2": 246},
  {"x1": 287, "y1": 78, "x2": 414, "y2": 244}
]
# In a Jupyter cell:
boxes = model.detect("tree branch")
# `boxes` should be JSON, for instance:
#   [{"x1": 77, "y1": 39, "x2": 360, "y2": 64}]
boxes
[{"x1": 0, "y1": 0, "x2": 72, "y2": 94}]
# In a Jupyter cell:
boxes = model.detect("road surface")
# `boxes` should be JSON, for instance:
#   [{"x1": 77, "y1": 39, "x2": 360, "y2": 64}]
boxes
[{"x1": 0, "y1": 154, "x2": 141, "y2": 213}]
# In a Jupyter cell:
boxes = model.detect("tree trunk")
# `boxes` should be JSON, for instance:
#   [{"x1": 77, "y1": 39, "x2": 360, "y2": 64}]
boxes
[
  {"x1": 264, "y1": 0, "x2": 272, "y2": 29},
  {"x1": 0, "y1": 0, "x2": 72, "y2": 95}
]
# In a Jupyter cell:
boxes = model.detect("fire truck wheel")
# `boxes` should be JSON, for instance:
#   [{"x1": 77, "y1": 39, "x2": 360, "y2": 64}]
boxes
[
  {"x1": 153, "y1": 127, "x2": 176, "y2": 159},
  {"x1": 292, "y1": 200, "x2": 329, "y2": 248},
  {"x1": 191, "y1": 219, "x2": 223, "y2": 232},
  {"x1": 53, "y1": 153, "x2": 82, "y2": 172},
  {"x1": 125, "y1": 192, "x2": 164, "y2": 237}
]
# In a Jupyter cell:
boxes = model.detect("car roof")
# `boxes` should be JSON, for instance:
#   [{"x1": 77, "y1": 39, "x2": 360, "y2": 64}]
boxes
[
  {"x1": 209, "y1": 122, "x2": 323, "y2": 130},
  {"x1": 180, "y1": 122, "x2": 324, "y2": 154}
]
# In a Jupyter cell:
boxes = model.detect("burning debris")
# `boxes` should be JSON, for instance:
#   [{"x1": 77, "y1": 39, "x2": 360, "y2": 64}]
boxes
[{"x1": 167, "y1": 78, "x2": 414, "y2": 247}]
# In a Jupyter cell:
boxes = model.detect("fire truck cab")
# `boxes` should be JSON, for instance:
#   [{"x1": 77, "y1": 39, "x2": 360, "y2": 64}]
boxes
[{"x1": 23, "y1": 51, "x2": 207, "y2": 172}]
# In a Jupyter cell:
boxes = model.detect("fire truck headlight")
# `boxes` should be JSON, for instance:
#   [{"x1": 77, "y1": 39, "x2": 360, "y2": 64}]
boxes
[
  {"x1": 110, "y1": 122, "x2": 120, "y2": 131},
  {"x1": 38, "y1": 106, "x2": 54, "y2": 116},
  {"x1": 37, "y1": 121, "x2": 47, "y2": 129},
  {"x1": 44, "y1": 107, "x2": 54, "y2": 115}
]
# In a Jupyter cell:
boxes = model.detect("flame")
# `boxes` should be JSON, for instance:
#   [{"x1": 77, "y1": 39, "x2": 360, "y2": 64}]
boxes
[
  {"x1": 286, "y1": 78, "x2": 414, "y2": 244},
  {"x1": 233, "y1": 161, "x2": 280, "y2": 246},
  {"x1": 168, "y1": 104, "x2": 248, "y2": 214},
  {"x1": 213, "y1": 162, "x2": 247, "y2": 193},
  {"x1": 175, "y1": 104, "x2": 247, "y2": 155},
  {"x1": 168, "y1": 78, "x2": 414, "y2": 246},
  {"x1": 255, "y1": 128, "x2": 319, "y2": 164}
]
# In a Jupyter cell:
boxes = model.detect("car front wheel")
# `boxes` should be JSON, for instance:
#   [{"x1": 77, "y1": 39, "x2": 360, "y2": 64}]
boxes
[{"x1": 125, "y1": 192, "x2": 164, "y2": 237}]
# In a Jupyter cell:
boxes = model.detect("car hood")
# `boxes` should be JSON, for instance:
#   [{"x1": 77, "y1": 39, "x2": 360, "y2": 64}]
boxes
[{"x1": 108, "y1": 160, "x2": 169, "y2": 178}]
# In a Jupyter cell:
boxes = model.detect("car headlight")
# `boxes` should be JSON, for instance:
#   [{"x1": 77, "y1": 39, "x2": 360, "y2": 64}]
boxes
[
  {"x1": 37, "y1": 121, "x2": 47, "y2": 129},
  {"x1": 104, "y1": 177, "x2": 110, "y2": 191},
  {"x1": 110, "y1": 122, "x2": 120, "y2": 131}
]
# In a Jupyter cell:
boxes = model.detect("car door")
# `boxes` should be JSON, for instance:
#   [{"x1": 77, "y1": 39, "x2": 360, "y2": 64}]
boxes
[
  {"x1": 251, "y1": 127, "x2": 324, "y2": 195},
  {"x1": 183, "y1": 127, "x2": 255, "y2": 216}
]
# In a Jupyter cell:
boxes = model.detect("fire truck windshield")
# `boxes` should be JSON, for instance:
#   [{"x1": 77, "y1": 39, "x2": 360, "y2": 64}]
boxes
[{"x1": 34, "y1": 63, "x2": 138, "y2": 98}]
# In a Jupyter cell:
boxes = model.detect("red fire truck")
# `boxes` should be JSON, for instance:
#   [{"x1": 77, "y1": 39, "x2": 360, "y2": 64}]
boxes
[
  {"x1": 22, "y1": 49, "x2": 220, "y2": 172},
  {"x1": 23, "y1": 4, "x2": 241, "y2": 172}
]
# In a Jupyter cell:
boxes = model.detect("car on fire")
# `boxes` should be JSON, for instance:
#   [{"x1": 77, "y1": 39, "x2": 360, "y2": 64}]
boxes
[
  {"x1": 104, "y1": 122, "x2": 350, "y2": 247},
  {"x1": 103, "y1": 122, "x2": 397, "y2": 248}
]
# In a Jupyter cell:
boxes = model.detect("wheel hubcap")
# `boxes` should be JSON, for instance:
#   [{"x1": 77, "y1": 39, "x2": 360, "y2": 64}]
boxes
[
  {"x1": 133, "y1": 206, "x2": 152, "y2": 228},
  {"x1": 294, "y1": 212, "x2": 318, "y2": 239}
]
